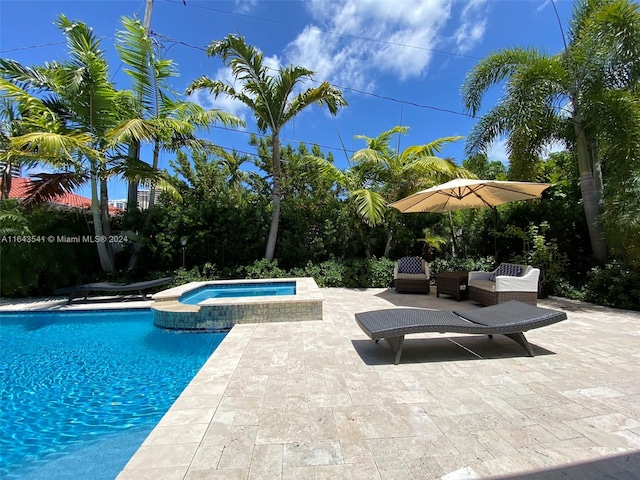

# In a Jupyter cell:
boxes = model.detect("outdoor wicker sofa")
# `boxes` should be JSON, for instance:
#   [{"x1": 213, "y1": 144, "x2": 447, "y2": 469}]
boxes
[
  {"x1": 467, "y1": 263, "x2": 540, "y2": 306},
  {"x1": 394, "y1": 257, "x2": 430, "y2": 294},
  {"x1": 54, "y1": 277, "x2": 173, "y2": 304},
  {"x1": 355, "y1": 300, "x2": 567, "y2": 364}
]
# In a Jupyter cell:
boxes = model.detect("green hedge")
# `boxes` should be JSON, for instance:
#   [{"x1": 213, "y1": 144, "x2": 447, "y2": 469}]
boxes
[
  {"x1": 582, "y1": 260, "x2": 640, "y2": 311},
  {"x1": 167, "y1": 257, "x2": 396, "y2": 290}
]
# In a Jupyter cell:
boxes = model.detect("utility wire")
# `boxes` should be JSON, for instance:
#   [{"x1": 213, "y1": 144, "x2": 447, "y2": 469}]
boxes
[
  {"x1": 0, "y1": 41, "x2": 66, "y2": 53},
  {"x1": 149, "y1": 31, "x2": 473, "y2": 118}
]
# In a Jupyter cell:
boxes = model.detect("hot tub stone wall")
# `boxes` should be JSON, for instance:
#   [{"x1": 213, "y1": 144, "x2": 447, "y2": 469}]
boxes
[{"x1": 151, "y1": 278, "x2": 324, "y2": 330}]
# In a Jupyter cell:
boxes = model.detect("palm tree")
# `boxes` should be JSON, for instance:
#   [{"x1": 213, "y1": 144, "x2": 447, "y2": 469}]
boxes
[
  {"x1": 114, "y1": 17, "x2": 244, "y2": 216},
  {"x1": 187, "y1": 34, "x2": 347, "y2": 261},
  {"x1": 1, "y1": 16, "x2": 178, "y2": 271},
  {"x1": 461, "y1": 0, "x2": 640, "y2": 264},
  {"x1": 1, "y1": 16, "x2": 121, "y2": 271},
  {"x1": 310, "y1": 126, "x2": 471, "y2": 256}
]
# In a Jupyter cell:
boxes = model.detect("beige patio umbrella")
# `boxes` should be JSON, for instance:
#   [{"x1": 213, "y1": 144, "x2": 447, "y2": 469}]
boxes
[{"x1": 389, "y1": 178, "x2": 551, "y2": 213}]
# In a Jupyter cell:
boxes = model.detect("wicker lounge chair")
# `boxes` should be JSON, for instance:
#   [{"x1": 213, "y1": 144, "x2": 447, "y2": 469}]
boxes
[
  {"x1": 54, "y1": 277, "x2": 173, "y2": 304},
  {"x1": 394, "y1": 257, "x2": 430, "y2": 294},
  {"x1": 355, "y1": 300, "x2": 567, "y2": 364}
]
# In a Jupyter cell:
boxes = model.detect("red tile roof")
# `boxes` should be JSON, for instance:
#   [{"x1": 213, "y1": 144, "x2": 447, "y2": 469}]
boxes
[{"x1": 7, "y1": 177, "x2": 124, "y2": 215}]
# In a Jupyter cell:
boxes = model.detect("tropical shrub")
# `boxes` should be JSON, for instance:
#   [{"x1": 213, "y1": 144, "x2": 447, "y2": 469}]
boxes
[
  {"x1": 429, "y1": 256, "x2": 495, "y2": 276},
  {"x1": 0, "y1": 205, "x2": 99, "y2": 297},
  {"x1": 582, "y1": 261, "x2": 640, "y2": 311}
]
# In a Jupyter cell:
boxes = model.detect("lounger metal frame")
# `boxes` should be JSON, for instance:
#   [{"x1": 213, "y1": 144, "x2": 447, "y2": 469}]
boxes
[{"x1": 355, "y1": 300, "x2": 567, "y2": 364}]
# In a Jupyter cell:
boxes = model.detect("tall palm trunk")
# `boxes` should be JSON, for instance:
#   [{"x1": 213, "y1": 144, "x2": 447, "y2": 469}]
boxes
[
  {"x1": 1, "y1": 163, "x2": 12, "y2": 200},
  {"x1": 99, "y1": 173, "x2": 114, "y2": 262},
  {"x1": 573, "y1": 107, "x2": 608, "y2": 263},
  {"x1": 265, "y1": 132, "x2": 281, "y2": 261},
  {"x1": 383, "y1": 212, "x2": 397, "y2": 258},
  {"x1": 127, "y1": 140, "x2": 161, "y2": 270},
  {"x1": 126, "y1": 140, "x2": 140, "y2": 221},
  {"x1": 147, "y1": 139, "x2": 161, "y2": 214},
  {"x1": 91, "y1": 162, "x2": 114, "y2": 272}
]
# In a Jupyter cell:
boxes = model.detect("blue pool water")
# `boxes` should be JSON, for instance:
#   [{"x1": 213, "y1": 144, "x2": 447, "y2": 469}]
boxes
[
  {"x1": 180, "y1": 281, "x2": 296, "y2": 305},
  {"x1": 0, "y1": 309, "x2": 225, "y2": 479}
]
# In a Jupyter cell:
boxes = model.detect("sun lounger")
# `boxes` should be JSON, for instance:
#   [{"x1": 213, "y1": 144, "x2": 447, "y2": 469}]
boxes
[
  {"x1": 54, "y1": 277, "x2": 173, "y2": 304},
  {"x1": 355, "y1": 300, "x2": 567, "y2": 364}
]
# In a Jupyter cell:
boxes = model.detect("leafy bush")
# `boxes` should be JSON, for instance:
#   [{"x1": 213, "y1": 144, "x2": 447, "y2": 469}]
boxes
[
  {"x1": 430, "y1": 256, "x2": 495, "y2": 275},
  {"x1": 582, "y1": 260, "x2": 640, "y2": 310},
  {"x1": 171, "y1": 263, "x2": 221, "y2": 286},
  {"x1": 195, "y1": 257, "x2": 394, "y2": 289},
  {"x1": 0, "y1": 205, "x2": 98, "y2": 297},
  {"x1": 363, "y1": 257, "x2": 395, "y2": 288},
  {"x1": 553, "y1": 278, "x2": 585, "y2": 301},
  {"x1": 241, "y1": 259, "x2": 287, "y2": 279},
  {"x1": 302, "y1": 259, "x2": 346, "y2": 287}
]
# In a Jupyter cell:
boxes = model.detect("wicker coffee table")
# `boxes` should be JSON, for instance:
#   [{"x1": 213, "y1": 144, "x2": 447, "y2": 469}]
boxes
[{"x1": 435, "y1": 271, "x2": 468, "y2": 301}]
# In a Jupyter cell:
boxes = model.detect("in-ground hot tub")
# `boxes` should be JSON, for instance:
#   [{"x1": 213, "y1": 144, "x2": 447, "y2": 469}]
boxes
[{"x1": 151, "y1": 277, "x2": 323, "y2": 330}]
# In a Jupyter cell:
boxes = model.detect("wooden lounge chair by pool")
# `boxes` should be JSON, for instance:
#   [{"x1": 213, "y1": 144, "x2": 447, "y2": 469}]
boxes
[
  {"x1": 355, "y1": 300, "x2": 567, "y2": 364},
  {"x1": 54, "y1": 277, "x2": 173, "y2": 304}
]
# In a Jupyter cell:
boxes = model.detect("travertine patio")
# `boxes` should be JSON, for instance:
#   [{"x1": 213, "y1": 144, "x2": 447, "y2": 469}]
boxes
[{"x1": 115, "y1": 288, "x2": 640, "y2": 480}]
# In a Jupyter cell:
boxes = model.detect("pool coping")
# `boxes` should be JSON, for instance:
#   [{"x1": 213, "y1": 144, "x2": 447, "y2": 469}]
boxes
[{"x1": 152, "y1": 277, "x2": 323, "y2": 307}]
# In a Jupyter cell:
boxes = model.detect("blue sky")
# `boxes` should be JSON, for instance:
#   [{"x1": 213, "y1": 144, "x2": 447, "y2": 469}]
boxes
[{"x1": 0, "y1": 0, "x2": 574, "y2": 200}]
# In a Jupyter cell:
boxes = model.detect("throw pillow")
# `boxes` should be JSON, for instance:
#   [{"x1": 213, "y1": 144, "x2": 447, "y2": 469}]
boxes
[
  {"x1": 489, "y1": 263, "x2": 523, "y2": 281},
  {"x1": 399, "y1": 257, "x2": 423, "y2": 274}
]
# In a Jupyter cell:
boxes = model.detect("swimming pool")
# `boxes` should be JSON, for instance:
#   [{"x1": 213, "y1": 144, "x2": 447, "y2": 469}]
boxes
[
  {"x1": 179, "y1": 281, "x2": 296, "y2": 305},
  {"x1": 0, "y1": 309, "x2": 225, "y2": 479}
]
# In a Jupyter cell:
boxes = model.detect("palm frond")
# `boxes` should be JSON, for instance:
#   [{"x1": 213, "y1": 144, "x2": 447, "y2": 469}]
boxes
[
  {"x1": 22, "y1": 171, "x2": 89, "y2": 206},
  {"x1": 351, "y1": 188, "x2": 387, "y2": 226},
  {"x1": 302, "y1": 154, "x2": 347, "y2": 188},
  {"x1": 464, "y1": 105, "x2": 513, "y2": 158},
  {"x1": 462, "y1": 47, "x2": 548, "y2": 115},
  {"x1": 106, "y1": 118, "x2": 161, "y2": 145},
  {"x1": 10, "y1": 131, "x2": 100, "y2": 164},
  {"x1": 0, "y1": 59, "x2": 51, "y2": 91},
  {"x1": 285, "y1": 81, "x2": 347, "y2": 123}
]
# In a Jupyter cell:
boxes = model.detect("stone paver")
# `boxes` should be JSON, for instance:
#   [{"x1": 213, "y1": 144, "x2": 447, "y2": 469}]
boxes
[
  {"x1": 113, "y1": 288, "x2": 640, "y2": 479},
  {"x1": 7, "y1": 289, "x2": 637, "y2": 479}
]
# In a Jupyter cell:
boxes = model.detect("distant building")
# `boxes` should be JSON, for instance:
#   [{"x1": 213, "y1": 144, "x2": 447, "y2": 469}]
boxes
[
  {"x1": 0, "y1": 162, "x2": 22, "y2": 178},
  {"x1": 137, "y1": 189, "x2": 161, "y2": 210},
  {"x1": 109, "y1": 199, "x2": 128, "y2": 210},
  {"x1": 8, "y1": 178, "x2": 123, "y2": 215}
]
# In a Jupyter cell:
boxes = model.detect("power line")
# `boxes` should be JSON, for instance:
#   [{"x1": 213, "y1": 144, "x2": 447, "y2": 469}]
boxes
[
  {"x1": 0, "y1": 41, "x2": 66, "y2": 54},
  {"x1": 148, "y1": 31, "x2": 473, "y2": 119}
]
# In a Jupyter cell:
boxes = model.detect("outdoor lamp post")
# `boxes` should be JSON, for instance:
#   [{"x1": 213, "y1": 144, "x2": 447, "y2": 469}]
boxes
[{"x1": 180, "y1": 236, "x2": 187, "y2": 268}]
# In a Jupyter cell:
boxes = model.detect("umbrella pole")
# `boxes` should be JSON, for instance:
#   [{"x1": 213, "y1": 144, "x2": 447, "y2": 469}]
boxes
[
  {"x1": 492, "y1": 207, "x2": 498, "y2": 261},
  {"x1": 448, "y1": 211, "x2": 458, "y2": 258}
]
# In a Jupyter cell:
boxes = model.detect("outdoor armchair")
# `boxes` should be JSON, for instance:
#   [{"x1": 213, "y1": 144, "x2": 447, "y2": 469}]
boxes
[{"x1": 394, "y1": 257, "x2": 430, "y2": 294}]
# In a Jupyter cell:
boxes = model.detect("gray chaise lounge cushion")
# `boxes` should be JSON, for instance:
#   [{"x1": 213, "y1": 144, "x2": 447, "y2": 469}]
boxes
[{"x1": 355, "y1": 300, "x2": 567, "y2": 364}]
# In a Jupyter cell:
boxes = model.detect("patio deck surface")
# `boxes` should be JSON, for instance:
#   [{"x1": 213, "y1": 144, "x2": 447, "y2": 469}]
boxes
[
  {"x1": 3, "y1": 287, "x2": 638, "y2": 479},
  {"x1": 113, "y1": 287, "x2": 640, "y2": 480}
]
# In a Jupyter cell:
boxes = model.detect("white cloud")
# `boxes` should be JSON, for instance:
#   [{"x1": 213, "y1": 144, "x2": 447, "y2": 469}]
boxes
[
  {"x1": 262, "y1": 54, "x2": 282, "y2": 76},
  {"x1": 487, "y1": 137, "x2": 510, "y2": 166},
  {"x1": 284, "y1": 0, "x2": 488, "y2": 88},
  {"x1": 234, "y1": 0, "x2": 258, "y2": 14},
  {"x1": 536, "y1": 0, "x2": 552, "y2": 14},
  {"x1": 453, "y1": 0, "x2": 488, "y2": 54}
]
